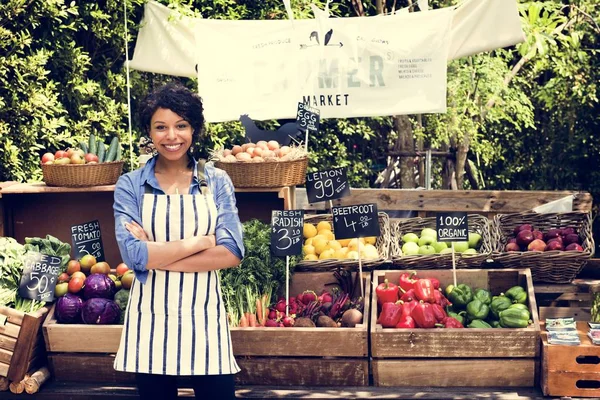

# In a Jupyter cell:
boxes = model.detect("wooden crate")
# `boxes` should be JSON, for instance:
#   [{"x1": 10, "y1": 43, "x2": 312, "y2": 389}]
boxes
[
  {"x1": 0, "y1": 306, "x2": 49, "y2": 382},
  {"x1": 541, "y1": 321, "x2": 600, "y2": 397},
  {"x1": 370, "y1": 269, "x2": 540, "y2": 387}
]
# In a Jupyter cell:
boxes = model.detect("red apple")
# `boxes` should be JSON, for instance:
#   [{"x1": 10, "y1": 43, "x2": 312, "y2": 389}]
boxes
[
  {"x1": 561, "y1": 227, "x2": 576, "y2": 236},
  {"x1": 41, "y1": 153, "x2": 55, "y2": 164},
  {"x1": 544, "y1": 229, "x2": 562, "y2": 242},
  {"x1": 54, "y1": 150, "x2": 68, "y2": 159},
  {"x1": 513, "y1": 224, "x2": 533, "y2": 236},
  {"x1": 532, "y1": 230, "x2": 544, "y2": 241},
  {"x1": 527, "y1": 239, "x2": 546, "y2": 252},
  {"x1": 505, "y1": 242, "x2": 521, "y2": 252},
  {"x1": 565, "y1": 243, "x2": 584, "y2": 252},
  {"x1": 85, "y1": 153, "x2": 99, "y2": 163},
  {"x1": 545, "y1": 241, "x2": 563, "y2": 251},
  {"x1": 563, "y1": 234, "x2": 580, "y2": 246},
  {"x1": 516, "y1": 230, "x2": 534, "y2": 247}
]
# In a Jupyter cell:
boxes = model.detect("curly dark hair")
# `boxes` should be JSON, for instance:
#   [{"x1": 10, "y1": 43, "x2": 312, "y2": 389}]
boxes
[{"x1": 138, "y1": 82, "x2": 205, "y2": 159}]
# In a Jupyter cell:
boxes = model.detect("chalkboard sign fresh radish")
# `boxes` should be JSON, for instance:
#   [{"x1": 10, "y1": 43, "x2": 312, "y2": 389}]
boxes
[
  {"x1": 40, "y1": 135, "x2": 122, "y2": 165},
  {"x1": 212, "y1": 141, "x2": 308, "y2": 163}
]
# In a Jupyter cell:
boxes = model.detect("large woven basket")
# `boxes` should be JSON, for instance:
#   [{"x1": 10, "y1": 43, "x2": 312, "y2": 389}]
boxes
[
  {"x1": 389, "y1": 214, "x2": 493, "y2": 269},
  {"x1": 295, "y1": 212, "x2": 392, "y2": 272},
  {"x1": 491, "y1": 211, "x2": 595, "y2": 283},
  {"x1": 42, "y1": 161, "x2": 124, "y2": 187},
  {"x1": 214, "y1": 158, "x2": 308, "y2": 188}
]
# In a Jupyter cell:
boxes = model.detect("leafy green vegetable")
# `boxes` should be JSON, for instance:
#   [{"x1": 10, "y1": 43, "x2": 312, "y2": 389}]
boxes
[{"x1": 24, "y1": 235, "x2": 71, "y2": 271}]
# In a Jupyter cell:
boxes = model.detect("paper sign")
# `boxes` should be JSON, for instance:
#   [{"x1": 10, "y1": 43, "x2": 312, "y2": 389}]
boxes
[
  {"x1": 332, "y1": 203, "x2": 379, "y2": 240},
  {"x1": 271, "y1": 210, "x2": 304, "y2": 257},
  {"x1": 306, "y1": 167, "x2": 350, "y2": 203},
  {"x1": 436, "y1": 212, "x2": 468, "y2": 242},
  {"x1": 71, "y1": 220, "x2": 105, "y2": 262},
  {"x1": 18, "y1": 252, "x2": 62, "y2": 302}
]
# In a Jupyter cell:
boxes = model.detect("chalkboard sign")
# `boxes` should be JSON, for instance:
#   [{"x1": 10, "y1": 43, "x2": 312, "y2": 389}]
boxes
[
  {"x1": 332, "y1": 203, "x2": 380, "y2": 240},
  {"x1": 271, "y1": 210, "x2": 304, "y2": 257},
  {"x1": 18, "y1": 251, "x2": 62, "y2": 302},
  {"x1": 306, "y1": 167, "x2": 350, "y2": 203},
  {"x1": 296, "y1": 102, "x2": 320, "y2": 133},
  {"x1": 71, "y1": 220, "x2": 105, "y2": 262},
  {"x1": 436, "y1": 212, "x2": 469, "y2": 242}
]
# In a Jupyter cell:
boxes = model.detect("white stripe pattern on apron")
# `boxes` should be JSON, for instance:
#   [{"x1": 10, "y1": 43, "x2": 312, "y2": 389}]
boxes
[{"x1": 114, "y1": 189, "x2": 240, "y2": 376}]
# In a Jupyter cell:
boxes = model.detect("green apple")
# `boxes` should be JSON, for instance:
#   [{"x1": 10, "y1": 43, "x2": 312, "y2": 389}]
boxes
[
  {"x1": 468, "y1": 232, "x2": 482, "y2": 249},
  {"x1": 420, "y1": 228, "x2": 437, "y2": 239},
  {"x1": 418, "y1": 245, "x2": 436, "y2": 255},
  {"x1": 440, "y1": 247, "x2": 454, "y2": 255},
  {"x1": 402, "y1": 232, "x2": 420, "y2": 243},
  {"x1": 402, "y1": 241, "x2": 420, "y2": 256},
  {"x1": 433, "y1": 241, "x2": 448, "y2": 253},
  {"x1": 452, "y1": 241, "x2": 470, "y2": 253},
  {"x1": 418, "y1": 235, "x2": 436, "y2": 246},
  {"x1": 462, "y1": 248, "x2": 478, "y2": 256}
]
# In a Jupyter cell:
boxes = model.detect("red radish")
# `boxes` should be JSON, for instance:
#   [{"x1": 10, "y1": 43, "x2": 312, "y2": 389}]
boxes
[
  {"x1": 300, "y1": 290, "x2": 318, "y2": 305},
  {"x1": 282, "y1": 316, "x2": 295, "y2": 327},
  {"x1": 296, "y1": 293, "x2": 304, "y2": 304},
  {"x1": 318, "y1": 291, "x2": 333, "y2": 303},
  {"x1": 268, "y1": 309, "x2": 278, "y2": 320},
  {"x1": 275, "y1": 299, "x2": 286, "y2": 313},
  {"x1": 265, "y1": 319, "x2": 278, "y2": 327}
]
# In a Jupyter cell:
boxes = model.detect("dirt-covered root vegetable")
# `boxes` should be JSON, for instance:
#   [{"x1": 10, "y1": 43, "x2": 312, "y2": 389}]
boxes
[
  {"x1": 316, "y1": 315, "x2": 338, "y2": 327},
  {"x1": 341, "y1": 309, "x2": 363, "y2": 327},
  {"x1": 294, "y1": 317, "x2": 316, "y2": 327}
]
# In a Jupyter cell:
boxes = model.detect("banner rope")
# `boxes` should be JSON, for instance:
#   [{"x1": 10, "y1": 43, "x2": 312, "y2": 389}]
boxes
[{"x1": 123, "y1": 0, "x2": 134, "y2": 170}]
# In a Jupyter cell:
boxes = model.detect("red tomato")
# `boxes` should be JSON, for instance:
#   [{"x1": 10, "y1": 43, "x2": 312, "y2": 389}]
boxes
[
  {"x1": 41, "y1": 153, "x2": 55, "y2": 164},
  {"x1": 58, "y1": 272, "x2": 70, "y2": 283},
  {"x1": 66, "y1": 260, "x2": 81, "y2": 275},
  {"x1": 68, "y1": 277, "x2": 84, "y2": 294},
  {"x1": 54, "y1": 150, "x2": 68, "y2": 159},
  {"x1": 116, "y1": 263, "x2": 130, "y2": 276}
]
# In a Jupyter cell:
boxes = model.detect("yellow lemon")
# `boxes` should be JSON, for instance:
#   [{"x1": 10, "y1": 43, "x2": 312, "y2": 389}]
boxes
[
  {"x1": 312, "y1": 237, "x2": 329, "y2": 255},
  {"x1": 304, "y1": 254, "x2": 318, "y2": 261},
  {"x1": 328, "y1": 240, "x2": 342, "y2": 251},
  {"x1": 333, "y1": 247, "x2": 349, "y2": 259},
  {"x1": 319, "y1": 230, "x2": 334, "y2": 241},
  {"x1": 305, "y1": 237, "x2": 313, "y2": 246},
  {"x1": 319, "y1": 249, "x2": 335, "y2": 260},
  {"x1": 303, "y1": 223, "x2": 318, "y2": 239},
  {"x1": 346, "y1": 250, "x2": 359, "y2": 260},
  {"x1": 303, "y1": 244, "x2": 316, "y2": 255},
  {"x1": 338, "y1": 238, "x2": 351, "y2": 247},
  {"x1": 363, "y1": 244, "x2": 380, "y2": 259},
  {"x1": 317, "y1": 221, "x2": 332, "y2": 232},
  {"x1": 348, "y1": 238, "x2": 366, "y2": 251},
  {"x1": 365, "y1": 236, "x2": 377, "y2": 245}
]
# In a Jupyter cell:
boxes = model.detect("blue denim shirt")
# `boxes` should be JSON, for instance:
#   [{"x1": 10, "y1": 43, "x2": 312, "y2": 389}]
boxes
[{"x1": 113, "y1": 156, "x2": 245, "y2": 284}]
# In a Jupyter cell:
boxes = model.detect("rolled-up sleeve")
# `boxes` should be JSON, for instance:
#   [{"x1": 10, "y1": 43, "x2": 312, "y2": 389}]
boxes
[
  {"x1": 213, "y1": 169, "x2": 245, "y2": 260},
  {"x1": 114, "y1": 174, "x2": 149, "y2": 282}
]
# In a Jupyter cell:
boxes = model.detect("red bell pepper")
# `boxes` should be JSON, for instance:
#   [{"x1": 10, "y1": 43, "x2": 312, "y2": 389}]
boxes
[
  {"x1": 411, "y1": 301, "x2": 437, "y2": 328},
  {"x1": 433, "y1": 289, "x2": 452, "y2": 307},
  {"x1": 442, "y1": 316, "x2": 464, "y2": 328},
  {"x1": 376, "y1": 279, "x2": 399, "y2": 305},
  {"x1": 399, "y1": 271, "x2": 417, "y2": 292},
  {"x1": 431, "y1": 303, "x2": 447, "y2": 322},
  {"x1": 379, "y1": 302, "x2": 403, "y2": 328},
  {"x1": 414, "y1": 278, "x2": 436, "y2": 303},
  {"x1": 396, "y1": 315, "x2": 416, "y2": 328},
  {"x1": 401, "y1": 299, "x2": 418, "y2": 318},
  {"x1": 429, "y1": 277, "x2": 441, "y2": 290},
  {"x1": 400, "y1": 288, "x2": 416, "y2": 302}
]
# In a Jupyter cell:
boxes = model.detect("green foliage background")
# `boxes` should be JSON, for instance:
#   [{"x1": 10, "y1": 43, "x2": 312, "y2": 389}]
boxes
[{"x1": 0, "y1": 1, "x2": 598, "y2": 218}]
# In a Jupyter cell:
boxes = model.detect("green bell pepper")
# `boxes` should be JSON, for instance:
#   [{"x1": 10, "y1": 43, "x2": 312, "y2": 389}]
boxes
[
  {"x1": 445, "y1": 284, "x2": 473, "y2": 308},
  {"x1": 474, "y1": 288, "x2": 492, "y2": 305},
  {"x1": 466, "y1": 298, "x2": 490, "y2": 320},
  {"x1": 490, "y1": 320, "x2": 501, "y2": 328},
  {"x1": 467, "y1": 319, "x2": 493, "y2": 328},
  {"x1": 490, "y1": 295, "x2": 512, "y2": 318},
  {"x1": 505, "y1": 286, "x2": 527, "y2": 304},
  {"x1": 509, "y1": 303, "x2": 529, "y2": 312},
  {"x1": 499, "y1": 307, "x2": 531, "y2": 328},
  {"x1": 446, "y1": 309, "x2": 467, "y2": 325}
]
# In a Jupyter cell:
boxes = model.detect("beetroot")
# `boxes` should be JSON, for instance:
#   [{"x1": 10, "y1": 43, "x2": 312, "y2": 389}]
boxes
[
  {"x1": 282, "y1": 316, "x2": 295, "y2": 327},
  {"x1": 300, "y1": 290, "x2": 317, "y2": 305},
  {"x1": 265, "y1": 319, "x2": 279, "y2": 327},
  {"x1": 319, "y1": 291, "x2": 333, "y2": 303}
]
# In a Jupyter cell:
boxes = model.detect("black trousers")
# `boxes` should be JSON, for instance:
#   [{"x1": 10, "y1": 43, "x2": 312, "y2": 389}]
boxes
[{"x1": 135, "y1": 373, "x2": 236, "y2": 399}]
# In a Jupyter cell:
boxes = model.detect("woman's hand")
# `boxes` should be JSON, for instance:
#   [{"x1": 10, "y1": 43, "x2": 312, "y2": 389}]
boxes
[{"x1": 125, "y1": 221, "x2": 149, "y2": 242}]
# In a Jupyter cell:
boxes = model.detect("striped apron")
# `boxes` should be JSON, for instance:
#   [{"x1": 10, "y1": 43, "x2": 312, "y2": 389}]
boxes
[{"x1": 114, "y1": 180, "x2": 240, "y2": 376}]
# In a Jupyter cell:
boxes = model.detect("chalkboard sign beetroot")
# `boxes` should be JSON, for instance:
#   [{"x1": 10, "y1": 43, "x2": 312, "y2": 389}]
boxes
[
  {"x1": 306, "y1": 167, "x2": 350, "y2": 203},
  {"x1": 296, "y1": 102, "x2": 320, "y2": 133},
  {"x1": 332, "y1": 203, "x2": 380, "y2": 240},
  {"x1": 436, "y1": 212, "x2": 469, "y2": 242},
  {"x1": 71, "y1": 220, "x2": 105, "y2": 262},
  {"x1": 271, "y1": 210, "x2": 304, "y2": 257},
  {"x1": 19, "y1": 251, "x2": 62, "y2": 302}
]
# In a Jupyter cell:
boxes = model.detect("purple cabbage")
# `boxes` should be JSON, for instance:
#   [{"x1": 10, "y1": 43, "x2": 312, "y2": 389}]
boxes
[
  {"x1": 82, "y1": 273, "x2": 115, "y2": 300},
  {"x1": 55, "y1": 293, "x2": 83, "y2": 324},
  {"x1": 81, "y1": 298, "x2": 121, "y2": 325}
]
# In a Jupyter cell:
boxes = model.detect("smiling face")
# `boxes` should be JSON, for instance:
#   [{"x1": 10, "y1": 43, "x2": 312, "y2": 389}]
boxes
[{"x1": 149, "y1": 108, "x2": 193, "y2": 162}]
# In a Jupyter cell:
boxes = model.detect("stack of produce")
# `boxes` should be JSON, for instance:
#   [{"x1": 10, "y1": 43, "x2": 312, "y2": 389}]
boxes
[
  {"x1": 399, "y1": 228, "x2": 482, "y2": 256},
  {"x1": 0, "y1": 236, "x2": 70, "y2": 313},
  {"x1": 375, "y1": 271, "x2": 533, "y2": 329},
  {"x1": 213, "y1": 141, "x2": 307, "y2": 163},
  {"x1": 40, "y1": 135, "x2": 122, "y2": 165},
  {"x1": 54, "y1": 256, "x2": 132, "y2": 325},
  {"x1": 505, "y1": 224, "x2": 584, "y2": 252},
  {"x1": 264, "y1": 269, "x2": 364, "y2": 328},
  {"x1": 302, "y1": 221, "x2": 379, "y2": 261}
]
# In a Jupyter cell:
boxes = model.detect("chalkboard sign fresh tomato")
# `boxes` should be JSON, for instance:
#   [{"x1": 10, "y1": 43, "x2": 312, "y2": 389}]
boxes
[
  {"x1": 302, "y1": 221, "x2": 379, "y2": 261},
  {"x1": 214, "y1": 142, "x2": 308, "y2": 163},
  {"x1": 40, "y1": 135, "x2": 121, "y2": 165}
]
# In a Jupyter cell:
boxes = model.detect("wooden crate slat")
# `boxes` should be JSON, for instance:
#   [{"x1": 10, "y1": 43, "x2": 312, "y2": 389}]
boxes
[
  {"x1": 0, "y1": 306, "x2": 25, "y2": 326},
  {"x1": 539, "y1": 306, "x2": 591, "y2": 321},
  {"x1": 236, "y1": 357, "x2": 369, "y2": 386},
  {"x1": 0, "y1": 348, "x2": 12, "y2": 365},
  {"x1": 0, "y1": 334, "x2": 17, "y2": 352},
  {"x1": 0, "y1": 361, "x2": 8, "y2": 377},
  {"x1": 372, "y1": 358, "x2": 536, "y2": 387},
  {"x1": 541, "y1": 371, "x2": 600, "y2": 398},
  {"x1": 7, "y1": 309, "x2": 48, "y2": 382},
  {"x1": 49, "y1": 353, "x2": 133, "y2": 383},
  {"x1": 0, "y1": 322, "x2": 21, "y2": 339}
]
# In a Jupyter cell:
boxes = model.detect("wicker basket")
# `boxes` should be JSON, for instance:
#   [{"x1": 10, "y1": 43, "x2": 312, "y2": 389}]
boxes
[
  {"x1": 389, "y1": 214, "x2": 493, "y2": 269},
  {"x1": 214, "y1": 158, "x2": 308, "y2": 188},
  {"x1": 490, "y1": 211, "x2": 595, "y2": 283},
  {"x1": 295, "y1": 212, "x2": 392, "y2": 272},
  {"x1": 42, "y1": 161, "x2": 124, "y2": 187}
]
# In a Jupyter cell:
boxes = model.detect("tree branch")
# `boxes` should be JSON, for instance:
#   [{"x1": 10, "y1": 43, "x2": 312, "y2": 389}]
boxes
[{"x1": 351, "y1": 0, "x2": 365, "y2": 17}]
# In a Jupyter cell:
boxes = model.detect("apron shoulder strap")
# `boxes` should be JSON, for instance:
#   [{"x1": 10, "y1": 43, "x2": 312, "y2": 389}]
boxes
[{"x1": 144, "y1": 183, "x2": 154, "y2": 194}]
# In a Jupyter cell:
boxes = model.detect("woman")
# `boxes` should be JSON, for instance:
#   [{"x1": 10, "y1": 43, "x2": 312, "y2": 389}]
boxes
[{"x1": 113, "y1": 82, "x2": 243, "y2": 399}]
